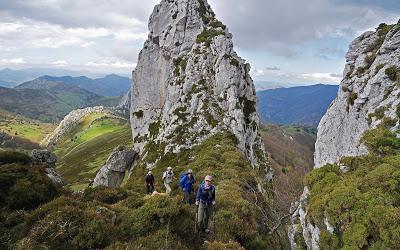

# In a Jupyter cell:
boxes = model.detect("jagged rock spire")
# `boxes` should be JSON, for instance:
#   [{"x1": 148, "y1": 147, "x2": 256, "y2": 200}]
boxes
[{"x1": 130, "y1": 0, "x2": 266, "y2": 168}]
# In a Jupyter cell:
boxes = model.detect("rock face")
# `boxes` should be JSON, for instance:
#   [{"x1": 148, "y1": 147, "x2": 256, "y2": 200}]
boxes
[
  {"x1": 290, "y1": 23, "x2": 400, "y2": 249},
  {"x1": 93, "y1": 146, "x2": 137, "y2": 187},
  {"x1": 130, "y1": 0, "x2": 265, "y2": 168},
  {"x1": 118, "y1": 90, "x2": 131, "y2": 113},
  {"x1": 31, "y1": 149, "x2": 63, "y2": 186},
  {"x1": 315, "y1": 23, "x2": 400, "y2": 168}
]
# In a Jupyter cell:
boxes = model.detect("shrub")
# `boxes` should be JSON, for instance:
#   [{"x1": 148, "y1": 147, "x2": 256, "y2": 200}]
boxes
[
  {"x1": 230, "y1": 58, "x2": 240, "y2": 67},
  {"x1": 307, "y1": 127, "x2": 400, "y2": 249},
  {"x1": 209, "y1": 20, "x2": 226, "y2": 30},
  {"x1": 361, "y1": 126, "x2": 400, "y2": 156},
  {"x1": 173, "y1": 56, "x2": 188, "y2": 76},
  {"x1": 132, "y1": 110, "x2": 144, "y2": 119},
  {"x1": 364, "y1": 53, "x2": 376, "y2": 68},
  {"x1": 0, "y1": 163, "x2": 60, "y2": 210},
  {"x1": 396, "y1": 103, "x2": 400, "y2": 119},
  {"x1": 375, "y1": 63, "x2": 385, "y2": 73},
  {"x1": 196, "y1": 29, "x2": 224, "y2": 47},
  {"x1": 385, "y1": 66, "x2": 397, "y2": 81},
  {"x1": 83, "y1": 186, "x2": 128, "y2": 204},
  {"x1": 24, "y1": 196, "x2": 119, "y2": 249},
  {"x1": 0, "y1": 151, "x2": 31, "y2": 165},
  {"x1": 347, "y1": 92, "x2": 358, "y2": 109}
]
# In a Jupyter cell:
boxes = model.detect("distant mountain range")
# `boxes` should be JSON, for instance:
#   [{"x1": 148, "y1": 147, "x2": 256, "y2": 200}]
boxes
[
  {"x1": 0, "y1": 68, "x2": 107, "y2": 87},
  {"x1": 0, "y1": 83, "x2": 118, "y2": 123},
  {"x1": 257, "y1": 84, "x2": 338, "y2": 127},
  {"x1": 17, "y1": 74, "x2": 131, "y2": 97}
]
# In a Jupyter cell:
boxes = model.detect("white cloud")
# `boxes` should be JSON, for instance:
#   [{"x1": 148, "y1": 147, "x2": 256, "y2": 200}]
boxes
[
  {"x1": 86, "y1": 60, "x2": 136, "y2": 69},
  {"x1": 301, "y1": 72, "x2": 342, "y2": 83},
  {"x1": 51, "y1": 60, "x2": 68, "y2": 66},
  {"x1": 0, "y1": 58, "x2": 26, "y2": 64}
]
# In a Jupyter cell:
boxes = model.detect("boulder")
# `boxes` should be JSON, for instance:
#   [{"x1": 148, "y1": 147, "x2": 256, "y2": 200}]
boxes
[{"x1": 93, "y1": 146, "x2": 137, "y2": 187}]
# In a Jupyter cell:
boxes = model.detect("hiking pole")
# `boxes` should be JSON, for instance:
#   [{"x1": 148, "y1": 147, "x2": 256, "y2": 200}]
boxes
[
  {"x1": 195, "y1": 207, "x2": 198, "y2": 234},
  {"x1": 213, "y1": 204, "x2": 216, "y2": 241}
]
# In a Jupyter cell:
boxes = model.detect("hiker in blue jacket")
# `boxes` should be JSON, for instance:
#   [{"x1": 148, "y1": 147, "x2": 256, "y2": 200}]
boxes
[
  {"x1": 179, "y1": 169, "x2": 195, "y2": 204},
  {"x1": 195, "y1": 175, "x2": 215, "y2": 233}
]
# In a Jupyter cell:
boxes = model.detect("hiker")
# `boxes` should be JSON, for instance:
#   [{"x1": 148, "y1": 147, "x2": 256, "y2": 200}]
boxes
[
  {"x1": 145, "y1": 170, "x2": 154, "y2": 194},
  {"x1": 162, "y1": 166, "x2": 174, "y2": 194},
  {"x1": 179, "y1": 169, "x2": 196, "y2": 204},
  {"x1": 196, "y1": 175, "x2": 216, "y2": 234}
]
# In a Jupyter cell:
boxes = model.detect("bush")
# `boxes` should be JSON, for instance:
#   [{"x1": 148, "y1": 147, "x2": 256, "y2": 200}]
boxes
[
  {"x1": 385, "y1": 66, "x2": 397, "y2": 81},
  {"x1": 196, "y1": 29, "x2": 225, "y2": 47},
  {"x1": 375, "y1": 63, "x2": 385, "y2": 73},
  {"x1": 0, "y1": 163, "x2": 60, "y2": 210},
  {"x1": 361, "y1": 127, "x2": 400, "y2": 156},
  {"x1": 347, "y1": 92, "x2": 358, "y2": 109},
  {"x1": 0, "y1": 151, "x2": 31, "y2": 165},
  {"x1": 24, "y1": 196, "x2": 119, "y2": 249},
  {"x1": 83, "y1": 186, "x2": 128, "y2": 204},
  {"x1": 307, "y1": 127, "x2": 400, "y2": 249}
]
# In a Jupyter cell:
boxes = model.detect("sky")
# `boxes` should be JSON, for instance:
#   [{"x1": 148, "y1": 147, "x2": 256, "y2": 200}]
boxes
[{"x1": 0, "y1": 0, "x2": 399, "y2": 85}]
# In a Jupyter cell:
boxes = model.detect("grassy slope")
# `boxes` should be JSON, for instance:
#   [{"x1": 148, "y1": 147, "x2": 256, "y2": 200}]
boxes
[
  {"x1": 0, "y1": 109, "x2": 55, "y2": 143},
  {"x1": 54, "y1": 113, "x2": 132, "y2": 190},
  {"x1": 260, "y1": 123, "x2": 315, "y2": 212},
  {"x1": 6, "y1": 132, "x2": 288, "y2": 250}
]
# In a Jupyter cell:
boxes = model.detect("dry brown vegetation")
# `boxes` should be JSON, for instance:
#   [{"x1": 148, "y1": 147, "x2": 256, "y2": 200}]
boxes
[{"x1": 260, "y1": 124, "x2": 315, "y2": 213}]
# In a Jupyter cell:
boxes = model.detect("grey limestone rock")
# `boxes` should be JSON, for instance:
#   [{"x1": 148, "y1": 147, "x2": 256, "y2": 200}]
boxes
[
  {"x1": 31, "y1": 149, "x2": 63, "y2": 186},
  {"x1": 93, "y1": 146, "x2": 137, "y2": 187},
  {"x1": 130, "y1": 0, "x2": 266, "y2": 169}
]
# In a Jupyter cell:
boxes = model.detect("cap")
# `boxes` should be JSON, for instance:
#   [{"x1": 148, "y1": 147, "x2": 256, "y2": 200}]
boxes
[
  {"x1": 205, "y1": 175, "x2": 212, "y2": 181},
  {"x1": 187, "y1": 169, "x2": 193, "y2": 174},
  {"x1": 148, "y1": 170, "x2": 152, "y2": 174},
  {"x1": 167, "y1": 167, "x2": 172, "y2": 171}
]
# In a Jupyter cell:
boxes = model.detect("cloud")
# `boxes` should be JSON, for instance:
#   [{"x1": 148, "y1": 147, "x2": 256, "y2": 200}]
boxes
[
  {"x1": 265, "y1": 66, "x2": 280, "y2": 71},
  {"x1": 209, "y1": 0, "x2": 398, "y2": 57},
  {"x1": 86, "y1": 60, "x2": 136, "y2": 69},
  {"x1": 52, "y1": 60, "x2": 68, "y2": 66},
  {"x1": 0, "y1": 58, "x2": 26, "y2": 64},
  {"x1": 301, "y1": 72, "x2": 342, "y2": 83}
]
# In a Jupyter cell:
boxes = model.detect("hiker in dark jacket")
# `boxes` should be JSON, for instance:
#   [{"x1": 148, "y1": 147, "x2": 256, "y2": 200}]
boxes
[
  {"x1": 145, "y1": 170, "x2": 155, "y2": 194},
  {"x1": 195, "y1": 175, "x2": 215, "y2": 233},
  {"x1": 179, "y1": 169, "x2": 195, "y2": 204}
]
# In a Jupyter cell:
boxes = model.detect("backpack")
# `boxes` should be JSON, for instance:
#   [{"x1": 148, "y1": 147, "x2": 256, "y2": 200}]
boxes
[{"x1": 180, "y1": 172, "x2": 187, "y2": 183}]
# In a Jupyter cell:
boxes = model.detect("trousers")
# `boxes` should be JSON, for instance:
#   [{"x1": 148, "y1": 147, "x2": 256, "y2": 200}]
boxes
[{"x1": 197, "y1": 202, "x2": 213, "y2": 232}]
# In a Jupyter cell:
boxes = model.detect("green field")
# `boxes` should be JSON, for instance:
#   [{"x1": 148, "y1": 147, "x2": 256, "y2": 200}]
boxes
[
  {"x1": 0, "y1": 109, "x2": 55, "y2": 144},
  {"x1": 54, "y1": 113, "x2": 132, "y2": 190}
]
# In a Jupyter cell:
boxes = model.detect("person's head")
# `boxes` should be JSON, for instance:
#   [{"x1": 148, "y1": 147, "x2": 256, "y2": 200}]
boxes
[
  {"x1": 204, "y1": 175, "x2": 212, "y2": 187},
  {"x1": 187, "y1": 169, "x2": 193, "y2": 175},
  {"x1": 167, "y1": 167, "x2": 172, "y2": 172},
  {"x1": 148, "y1": 170, "x2": 152, "y2": 175}
]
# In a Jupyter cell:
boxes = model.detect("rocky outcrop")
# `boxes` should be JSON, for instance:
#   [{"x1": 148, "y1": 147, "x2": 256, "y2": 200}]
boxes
[
  {"x1": 130, "y1": 0, "x2": 266, "y2": 168},
  {"x1": 93, "y1": 146, "x2": 137, "y2": 187},
  {"x1": 118, "y1": 90, "x2": 131, "y2": 111},
  {"x1": 31, "y1": 149, "x2": 63, "y2": 186},
  {"x1": 290, "y1": 23, "x2": 400, "y2": 249},
  {"x1": 41, "y1": 106, "x2": 125, "y2": 147},
  {"x1": 315, "y1": 23, "x2": 400, "y2": 168}
]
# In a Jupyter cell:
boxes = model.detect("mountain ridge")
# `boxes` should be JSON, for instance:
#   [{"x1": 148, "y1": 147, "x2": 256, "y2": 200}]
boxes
[
  {"x1": 257, "y1": 84, "x2": 338, "y2": 126},
  {"x1": 16, "y1": 74, "x2": 131, "y2": 97}
]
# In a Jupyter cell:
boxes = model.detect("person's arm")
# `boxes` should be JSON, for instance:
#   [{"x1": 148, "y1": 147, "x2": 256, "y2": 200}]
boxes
[
  {"x1": 179, "y1": 175, "x2": 186, "y2": 189},
  {"x1": 212, "y1": 186, "x2": 216, "y2": 205},
  {"x1": 162, "y1": 172, "x2": 166, "y2": 180},
  {"x1": 196, "y1": 186, "x2": 202, "y2": 204}
]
